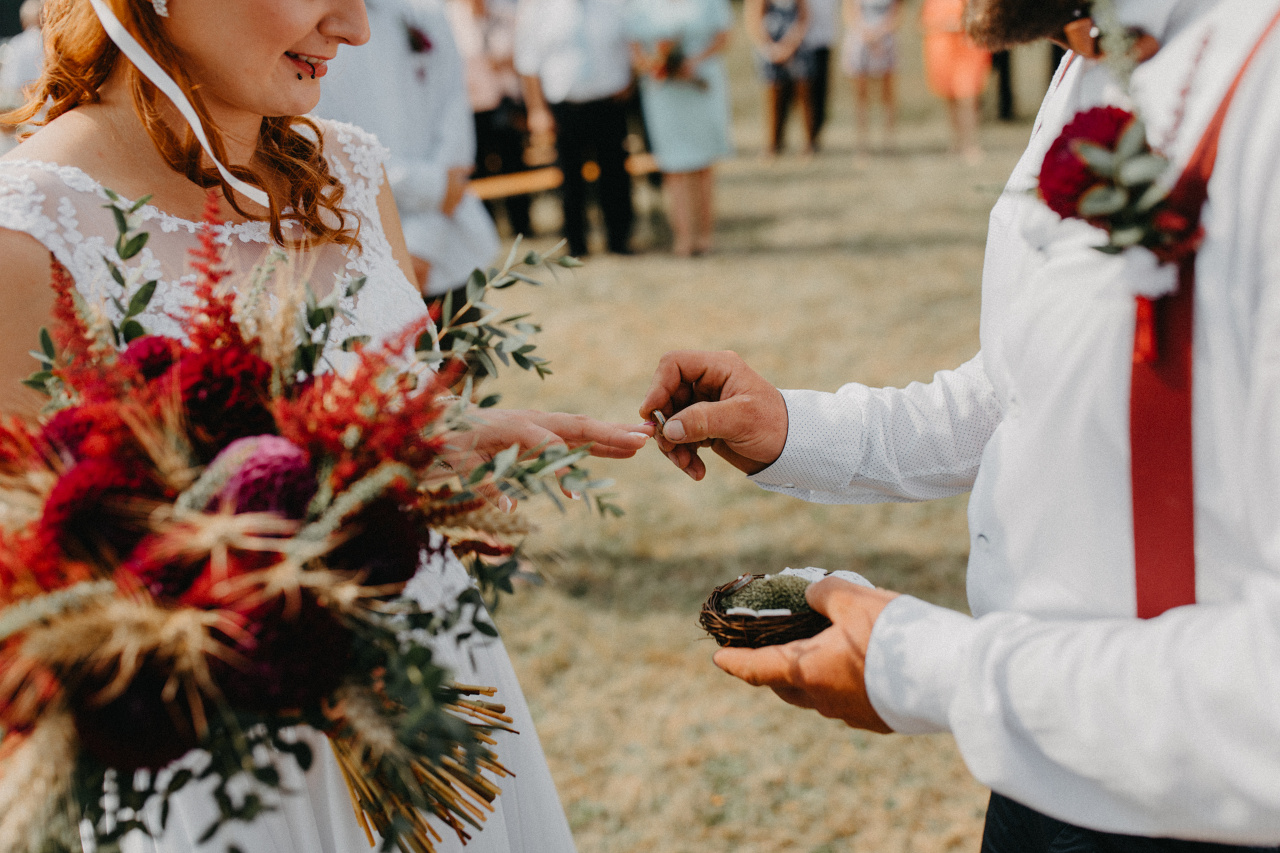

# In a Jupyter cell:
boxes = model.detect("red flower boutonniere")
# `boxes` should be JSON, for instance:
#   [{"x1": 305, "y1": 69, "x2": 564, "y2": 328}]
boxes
[
  {"x1": 1039, "y1": 106, "x2": 1199, "y2": 263},
  {"x1": 407, "y1": 23, "x2": 433, "y2": 53}
]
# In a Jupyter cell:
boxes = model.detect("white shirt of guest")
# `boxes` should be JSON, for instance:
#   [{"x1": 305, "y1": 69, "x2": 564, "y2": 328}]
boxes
[
  {"x1": 513, "y1": 0, "x2": 633, "y2": 103},
  {"x1": 750, "y1": 0, "x2": 1280, "y2": 842},
  {"x1": 315, "y1": 0, "x2": 500, "y2": 294}
]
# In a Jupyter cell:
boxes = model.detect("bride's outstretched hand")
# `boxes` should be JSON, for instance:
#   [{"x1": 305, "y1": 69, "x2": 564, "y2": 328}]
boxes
[
  {"x1": 639, "y1": 350, "x2": 788, "y2": 480},
  {"x1": 441, "y1": 408, "x2": 652, "y2": 508},
  {"x1": 713, "y1": 578, "x2": 900, "y2": 733}
]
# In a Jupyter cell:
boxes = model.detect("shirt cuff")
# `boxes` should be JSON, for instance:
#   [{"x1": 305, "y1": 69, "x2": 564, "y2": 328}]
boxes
[
  {"x1": 748, "y1": 387, "x2": 867, "y2": 492},
  {"x1": 864, "y1": 595, "x2": 977, "y2": 734}
]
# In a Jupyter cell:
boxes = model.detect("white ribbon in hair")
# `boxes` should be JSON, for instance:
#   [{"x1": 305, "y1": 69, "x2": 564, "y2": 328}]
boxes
[{"x1": 87, "y1": 0, "x2": 271, "y2": 208}]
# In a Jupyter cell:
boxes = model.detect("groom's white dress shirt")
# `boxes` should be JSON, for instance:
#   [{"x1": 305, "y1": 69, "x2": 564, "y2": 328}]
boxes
[{"x1": 751, "y1": 0, "x2": 1280, "y2": 842}]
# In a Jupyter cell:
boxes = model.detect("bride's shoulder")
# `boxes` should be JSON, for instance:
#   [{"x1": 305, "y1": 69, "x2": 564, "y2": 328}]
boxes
[
  {"x1": 307, "y1": 116, "x2": 392, "y2": 214},
  {"x1": 309, "y1": 116, "x2": 390, "y2": 176}
]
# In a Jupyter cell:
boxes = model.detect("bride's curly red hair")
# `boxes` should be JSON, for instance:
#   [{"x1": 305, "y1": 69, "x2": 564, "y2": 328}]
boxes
[{"x1": 2, "y1": 0, "x2": 360, "y2": 250}]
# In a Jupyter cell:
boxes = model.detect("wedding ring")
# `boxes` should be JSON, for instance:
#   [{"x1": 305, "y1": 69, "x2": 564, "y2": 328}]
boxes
[{"x1": 651, "y1": 410, "x2": 667, "y2": 428}]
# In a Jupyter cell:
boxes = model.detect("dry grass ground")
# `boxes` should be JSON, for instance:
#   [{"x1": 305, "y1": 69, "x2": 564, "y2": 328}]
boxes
[{"x1": 476, "y1": 8, "x2": 1049, "y2": 852}]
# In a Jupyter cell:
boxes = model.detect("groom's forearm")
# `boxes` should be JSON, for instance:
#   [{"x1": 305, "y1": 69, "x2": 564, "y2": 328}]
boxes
[{"x1": 751, "y1": 353, "x2": 1001, "y2": 503}]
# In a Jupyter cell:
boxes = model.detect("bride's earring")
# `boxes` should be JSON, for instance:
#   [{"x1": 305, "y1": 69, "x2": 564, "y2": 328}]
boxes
[{"x1": 151, "y1": 0, "x2": 169, "y2": 17}]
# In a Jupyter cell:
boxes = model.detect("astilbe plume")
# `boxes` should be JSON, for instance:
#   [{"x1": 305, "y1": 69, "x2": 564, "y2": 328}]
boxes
[
  {"x1": 46, "y1": 259, "x2": 122, "y2": 401},
  {"x1": 184, "y1": 192, "x2": 246, "y2": 353},
  {"x1": 273, "y1": 319, "x2": 456, "y2": 494}
]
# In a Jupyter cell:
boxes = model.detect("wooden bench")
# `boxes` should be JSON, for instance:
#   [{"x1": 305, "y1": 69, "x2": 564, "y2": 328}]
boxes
[{"x1": 468, "y1": 153, "x2": 661, "y2": 201}]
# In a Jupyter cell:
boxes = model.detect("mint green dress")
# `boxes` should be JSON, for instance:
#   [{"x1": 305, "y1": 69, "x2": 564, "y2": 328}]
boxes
[{"x1": 624, "y1": 0, "x2": 734, "y2": 172}]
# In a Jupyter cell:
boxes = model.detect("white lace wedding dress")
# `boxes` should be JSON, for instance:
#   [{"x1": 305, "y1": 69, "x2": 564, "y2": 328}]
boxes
[{"x1": 0, "y1": 118, "x2": 577, "y2": 853}]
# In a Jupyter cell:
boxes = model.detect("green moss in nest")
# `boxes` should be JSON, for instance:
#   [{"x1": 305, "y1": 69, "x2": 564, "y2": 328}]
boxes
[{"x1": 721, "y1": 574, "x2": 812, "y2": 613}]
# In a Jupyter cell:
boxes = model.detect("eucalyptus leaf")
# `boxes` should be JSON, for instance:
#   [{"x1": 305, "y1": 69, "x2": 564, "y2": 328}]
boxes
[
  {"x1": 1135, "y1": 181, "x2": 1171, "y2": 213},
  {"x1": 1074, "y1": 141, "x2": 1118, "y2": 178},
  {"x1": 121, "y1": 319, "x2": 147, "y2": 343},
  {"x1": 1078, "y1": 184, "x2": 1129, "y2": 218},
  {"x1": 126, "y1": 279, "x2": 158, "y2": 317},
  {"x1": 120, "y1": 232, "x2": 149, "y2": 260},
  {"x1": 465, "y1": 268, "x2": 487, "y2": 305},
  {"x1": 1117, "y1": 154, "x2": 1169, "y2": 188},
  {"x1": 1109, "y1": 225, "x2": 1146, "y2": 248},
  {"x1": 1114, "y1": 117, "x2": 1148, "y2": 161}
]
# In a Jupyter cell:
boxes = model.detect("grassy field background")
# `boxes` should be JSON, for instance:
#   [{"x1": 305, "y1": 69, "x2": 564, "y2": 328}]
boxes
[{"x1": 474, "y1": 7, "x2": 1047, "y2": 851}]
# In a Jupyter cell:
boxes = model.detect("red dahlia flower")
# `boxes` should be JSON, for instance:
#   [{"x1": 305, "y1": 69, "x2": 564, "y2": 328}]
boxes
[
  {"x1": 1039, "y1": 106, "x2": 1136, "y2": 220},
  {"x1": 169, "y1": 346, "x2": 276, "y2": 463},
  {"x1": 40, "y1": 456, "x2": 166, "y2": 564}
]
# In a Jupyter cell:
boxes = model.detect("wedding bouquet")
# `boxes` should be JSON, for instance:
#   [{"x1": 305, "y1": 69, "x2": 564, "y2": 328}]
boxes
[{"x1": 0, "y1": 194, "x2": 600, "y2": 853}]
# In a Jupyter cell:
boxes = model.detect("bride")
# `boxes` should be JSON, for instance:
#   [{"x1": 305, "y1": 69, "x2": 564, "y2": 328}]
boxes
[{"x1": 0, "y1": 0, "x2": 647, "y2": 850}]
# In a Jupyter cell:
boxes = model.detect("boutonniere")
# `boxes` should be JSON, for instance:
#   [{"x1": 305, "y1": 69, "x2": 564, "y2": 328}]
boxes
[
  {"x1": 407, "y1": 22, "x2": 433, "y2": 53},
  {"x1": 1038, "y1": 106, "x2": 1195, "y2": 262},
  {"x1": 1036, "y1": 0, "x2": 1203, "y2": 267}
]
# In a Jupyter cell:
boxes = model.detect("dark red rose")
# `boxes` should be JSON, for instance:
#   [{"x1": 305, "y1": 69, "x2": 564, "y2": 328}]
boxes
[
  {"x1": 169, "y1": 346, "x2": 276, "y2": 463},
  {"x1": 40, "y1": 456, "x2": 164, "y2": 563},
  {"x1": 1039, "y1": 106, "x2": 1136, "y2": 220},
  {"x1": 325, "y1": 496, "x2": 424, "y2": 588},
  {"x1": 120, "y1": 335, "x2": 184, "y2": 382},
  {"x1": 73, "y1": 658, "x2": 199, "y2": 771},
  {"x1": 181, "y1": 550, "x2": 351, "y2": 711}
]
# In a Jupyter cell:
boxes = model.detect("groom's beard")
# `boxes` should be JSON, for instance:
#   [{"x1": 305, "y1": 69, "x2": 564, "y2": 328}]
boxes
[{"x1": 963, "y1": 0, "x2": 1086, "y2": 50}]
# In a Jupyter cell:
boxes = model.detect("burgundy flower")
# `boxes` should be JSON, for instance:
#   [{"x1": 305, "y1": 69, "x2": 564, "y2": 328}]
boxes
[
  {"x1": 168, "y1": 346, "x2": 276, "y2": 463},
  {"x1": 180, "y1": 550, "x2": 350, "y2": 711},
  {"x1": 40, "y1": 456, "x2": 164, "y2": 563},
  {"x1": 120, "y1": 335, "x2": 183, "y2": 382},
  {"x1": 1039, "y1": 106, "x2": 1136, "y2": 220},
  {"x1": 210, "y1": 436, "x2": 317, "y2": 519},
  {"x1": 41, "y1": 402, "x2": 132, "y2": 462},
  {"x1": 325, "y1": 496, "x2": 424, "y2": 588},
  {"x1": 73, "y1": 658, "x2": 199, "y2": 771}
]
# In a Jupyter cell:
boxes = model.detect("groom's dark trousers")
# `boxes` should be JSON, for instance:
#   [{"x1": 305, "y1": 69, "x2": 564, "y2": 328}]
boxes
[{"x1": 981, "y1": 793, "x2": 1280, "y2": 853}]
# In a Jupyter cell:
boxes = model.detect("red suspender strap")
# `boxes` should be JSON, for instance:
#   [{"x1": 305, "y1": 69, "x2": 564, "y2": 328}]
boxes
[{"x1": 1130, "y1": 6, "x2": 1280, "y2": 618}]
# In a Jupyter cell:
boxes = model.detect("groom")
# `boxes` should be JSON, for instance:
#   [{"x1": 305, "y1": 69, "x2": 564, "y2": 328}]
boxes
[{"x1": 641, "y1": 0, "x2": 1280, "y2": 849}]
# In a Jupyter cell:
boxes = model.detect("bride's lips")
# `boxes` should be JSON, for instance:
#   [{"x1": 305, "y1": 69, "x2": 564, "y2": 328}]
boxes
[{"x1": 286, "y1": 52, "x2": 330, "y2": 79}]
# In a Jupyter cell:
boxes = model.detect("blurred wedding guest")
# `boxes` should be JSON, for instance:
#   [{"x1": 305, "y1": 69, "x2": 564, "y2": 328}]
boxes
[
  {"x1": 446, "y1": 0, "x2": 534, "y2": 237},
  {"x1": 315, "y1": 0, "x2": 501, "y2": 310},
  {"x1": 626, "y1": 0, "x2": 732, "y2": 257},
  {"x1": 798, "y1": 0, "x2": 838, "y2": 149},
  {"x1": 841, "y1": 0, "x2": 901, "y2": 153},
  {"x1": 921, "y1": 0, "x2": 989, "y2": 163},
  {"x1": 745, "y1": 0, "x2": 816, "y2": 155},
  {"x1": 514, "y1": 0, "x2": 635, "y2": 256},
  {"x1": 0, "y1": 0, "x2": 44, "y2": 109}
]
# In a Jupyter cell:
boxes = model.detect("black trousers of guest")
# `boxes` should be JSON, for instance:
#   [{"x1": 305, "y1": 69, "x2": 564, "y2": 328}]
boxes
[
  {"x1": 550, "y1": 95, "x2": 634, "y2": 256},
  {"x1": 982, "y1": 793, "x2": 1280, "y2": 853},
  {"x1": 809, "y1": 46, "x2": 831, "y2": 140},
  {"x1": 474, "y1": 100, "x2": 533, "y2": 236}
]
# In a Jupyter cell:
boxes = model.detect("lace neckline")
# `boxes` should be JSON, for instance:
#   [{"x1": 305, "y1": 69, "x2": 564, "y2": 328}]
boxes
[{"x1": 0, "y1": 157, "x2": 276, "y2": 241}]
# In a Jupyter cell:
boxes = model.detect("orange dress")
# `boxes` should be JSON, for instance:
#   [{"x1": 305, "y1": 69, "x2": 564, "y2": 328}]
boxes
[{"x1": 920, "y1": 0, "x2": 990, "y2": 99}]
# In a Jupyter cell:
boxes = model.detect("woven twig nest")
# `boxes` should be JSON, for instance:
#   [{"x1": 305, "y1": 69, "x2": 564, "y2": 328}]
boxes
[{"x1": 700, "y1": 573, "x2": 832, "y2": 648}]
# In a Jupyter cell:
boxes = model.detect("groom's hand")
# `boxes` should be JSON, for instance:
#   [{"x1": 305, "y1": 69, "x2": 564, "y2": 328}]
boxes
[
  {"x1": 639, "y1": 350, "x2": 788, "y2": 480},
  {"x1": 713, "y1": 578, "x2": 899, "y2": 733}
]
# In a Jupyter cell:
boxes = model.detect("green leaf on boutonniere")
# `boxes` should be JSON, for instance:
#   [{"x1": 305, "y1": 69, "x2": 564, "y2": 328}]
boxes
[
  {"x1": 1075, "y1": 141, "x2": 1118, "y2": 178},
  {"x1": 1135, "y1": 181, "x2": 1171, "y2": 213},
  {"x1": 1079, "y1": 185, "x2": 1129, "y2": 218},
  {"x1": 1118, "y1": 154, "x2": 1169, "y2": 188},
  {"x1": 1115, "y1": 118, "x2": 1148, "y2": 161},
  {"x1": 1109, "y1": 226, "x2": 1146, "y2": 248}
]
